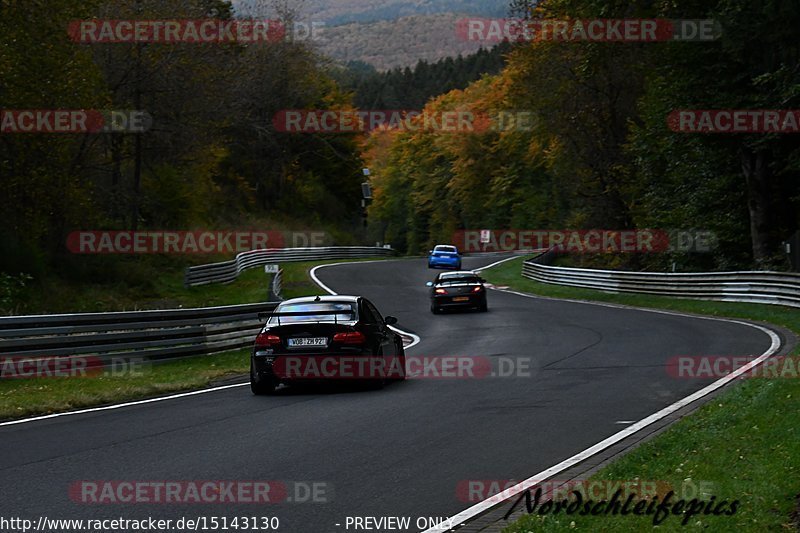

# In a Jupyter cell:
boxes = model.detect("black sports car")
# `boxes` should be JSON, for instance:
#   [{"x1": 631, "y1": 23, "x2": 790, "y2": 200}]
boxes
[
  {"x1": 250, "y1": 295, "x2": 406, "y2": 394},
  {"x1": 427, "y1": 271, "x2": 488, "y2": 314}
]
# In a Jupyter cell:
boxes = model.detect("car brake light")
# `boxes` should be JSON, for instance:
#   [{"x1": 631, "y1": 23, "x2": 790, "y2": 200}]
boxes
[
  {"x1": 255, "y1": 333, "x2": 281, "y2": 347},
  {"x1": 333, "y1": 331, "x2": 366, "y2": 345},
  {"x1": 472, "y1": 286, "x2": 483, "y2": 292},
  {"x1": 435, "y1": 288, "x2": 447, "y2": 295}
]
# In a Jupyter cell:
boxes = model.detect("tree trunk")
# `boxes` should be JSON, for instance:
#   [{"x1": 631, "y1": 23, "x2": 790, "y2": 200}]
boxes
[
  {"x1": 740, "y1": 146, "x2": 773, "y2": 266},
  {"x1": 130, "y1": 0, "x2": 143, "y2": 231}
]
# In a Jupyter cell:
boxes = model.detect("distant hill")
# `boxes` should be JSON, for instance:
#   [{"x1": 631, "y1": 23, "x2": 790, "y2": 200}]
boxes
[
  {"x1": 297, "y1": 0, "x2": 508, "y2": 25},
  {"x1": 233, "y1": 0, "x2": 508, "y2": 24},
  {"x1": 316, "y1": 13, "x2": 501, "y2": 71},
  {"x1": 232, "y1": 0, "x2": 512, "y2": 70}
]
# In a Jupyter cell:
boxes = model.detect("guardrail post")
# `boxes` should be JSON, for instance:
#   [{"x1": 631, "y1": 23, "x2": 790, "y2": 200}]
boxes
[{"x1": 787, "y1": 231, "x2": 800, "y2": 272}]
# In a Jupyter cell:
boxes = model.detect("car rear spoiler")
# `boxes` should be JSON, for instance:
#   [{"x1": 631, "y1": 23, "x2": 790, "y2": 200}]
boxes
[{"x1": 258, "y1": 310, "x2": 356, "y2": 325}]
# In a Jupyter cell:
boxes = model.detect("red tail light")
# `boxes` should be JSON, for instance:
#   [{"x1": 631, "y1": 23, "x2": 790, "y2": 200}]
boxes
[
  {"x1": 472, "y1": 286, "x2": 483, "y2": 293},
  {"x1": 435, "y1": 288, "x2": 448, "y2": 295},
  {"x1": 333, "y1": 331, "x2": 366, "y2": 345},
  {"x1": 255, "y1": 333, "x2": 281, "y2": 347}
]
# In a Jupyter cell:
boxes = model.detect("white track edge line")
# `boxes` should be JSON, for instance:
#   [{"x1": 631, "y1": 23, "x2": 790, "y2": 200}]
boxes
[
  {"x1": 0, "y1": 383, "x2": 247, "y2": 428},
  {"x1": 473, "y1": 255, "x2": 523, "y2": 272},
  {"x1": 421, "y1": 267, "x2": 784, "y2": 532}
]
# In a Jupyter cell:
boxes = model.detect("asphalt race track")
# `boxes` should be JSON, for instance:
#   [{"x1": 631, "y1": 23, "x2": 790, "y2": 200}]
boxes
[{"x1": 0, "y1": 256, "x2": 776, "y2": 533}]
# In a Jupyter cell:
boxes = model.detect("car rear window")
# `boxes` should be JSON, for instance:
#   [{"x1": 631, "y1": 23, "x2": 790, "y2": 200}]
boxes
[
  {"x1": 434, "y1": 246, "x2": 457, "y2": 253},
  {"x1": 269, "y1": 302, "x2": 357, "y2": 324}
]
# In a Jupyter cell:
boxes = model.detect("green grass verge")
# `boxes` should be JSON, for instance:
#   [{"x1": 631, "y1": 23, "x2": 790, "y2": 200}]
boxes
[
  {"x1": 0, "y1": 349, "x2": 250, "y2": 421},
  {"x1": 0, "y1": 258, "x2": 378, "y2": 421},
  {"x1": 480, "y1": 257, "x2": 800, "y2": 532}
]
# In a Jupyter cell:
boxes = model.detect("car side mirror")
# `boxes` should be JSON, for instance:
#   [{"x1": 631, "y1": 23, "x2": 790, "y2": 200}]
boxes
[
  {"x1": 426, "y1": 281, "x2": 433, "y2": 287},
  {"x1": 257, "y1": 312, "x2": 271, "y2": 321},
  {"x1": 428, "y1": 250, "x2": 433, "y2": 254},
  {"x1": 384, "y1": 316, "x2": 398, "y2": 326},
  {"x1": 480, "y1": 278, "x2": 487, "y2": 283}
]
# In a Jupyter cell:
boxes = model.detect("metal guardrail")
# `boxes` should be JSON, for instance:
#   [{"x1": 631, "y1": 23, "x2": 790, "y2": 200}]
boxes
[
  {"x1": 184, "y1": 246, "x2": 395, "y2": 287},
  {"x1": 0, "y1": 302, "x2": 279, "y2": 377},
  {"x1": 522, "y1": 249, "x2": 800, "y2": 309}
]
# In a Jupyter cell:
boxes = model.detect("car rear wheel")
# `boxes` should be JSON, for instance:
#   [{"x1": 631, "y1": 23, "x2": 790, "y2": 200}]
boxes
[
  {"x1": 430, "y1": 304, "x2": 440, "y2": 314},
  {"x1": 479, "y1": 301, "x2": 488, "y2": 312},
  {"x1": 362, "y1": 349, "x2": 386, "y2": 390},
  {"x1": 250, "y1": 359, "x2": 278, "y2": 395}
]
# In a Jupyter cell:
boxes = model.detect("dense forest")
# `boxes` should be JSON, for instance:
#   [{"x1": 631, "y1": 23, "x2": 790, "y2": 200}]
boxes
[
  {"x1": 365, "y1": 0, "x2": 800, "y2": 271},
  {"x1": 336, "y1": 42, "x2": 512, "y2": 109},
  {"x1": 0, "y1": 0, "x2": 366, "y2": 287}
]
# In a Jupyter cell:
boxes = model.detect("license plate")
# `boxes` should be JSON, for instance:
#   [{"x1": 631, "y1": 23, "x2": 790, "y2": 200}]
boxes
[
  {"x1": 453, "y1": 297, "x2": 470, "y2": 302},
  {"x1": 288, "y1": 337, "x2": 327, "y2": 347}
]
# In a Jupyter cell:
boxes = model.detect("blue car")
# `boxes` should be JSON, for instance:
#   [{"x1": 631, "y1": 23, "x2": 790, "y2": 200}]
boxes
[{"x1": 427, "y1": 245, "x2": 462, "y2": 270}]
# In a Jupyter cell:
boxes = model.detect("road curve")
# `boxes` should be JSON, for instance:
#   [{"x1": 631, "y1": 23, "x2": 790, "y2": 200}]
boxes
[{"x1": 0, "y1": 256, "x2": 775, "y2": 533}]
